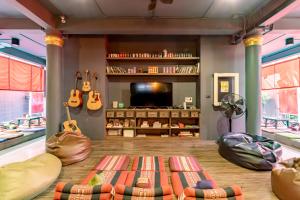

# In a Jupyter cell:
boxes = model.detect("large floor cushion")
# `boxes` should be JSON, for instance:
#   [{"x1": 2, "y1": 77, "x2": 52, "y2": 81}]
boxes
[
  {"x1": 171, "y1": 171, "x2": 217, "y2": 196},
  {"x1": 46, "y1": 132, "x2": 92, "y2": 166},
  {"x1": 218, "y1": 133, "x2": 282, "y2": 171},
  {"x1": 271, "y1": 158, "x2": 300, "y2": 200},
  {"x1": 94, "y1": 155, "x2": 130, "y2": 171},
  {"x1": 54, "y1": 182, "x2": 113, "y2": 200},
  {"x1": 180, "y1": 185, "x2": 243, "y2": 200},
  {"x1": 114, "y1": 184, "x2": 173, "y2": 200},
  {"x1": 132, "y1": 156, "x2": 165, "y2": 171},
  {"x1": 169, "y1": 156, "x2": 202, "y2": 172},
  {"x1": 54, "y1": 159, "x2": 129, "y2": 200},
  {"x1": 0, "y1": 153, "x2": 61, "y2": 200},
  {"x1": 125, "y1": 171, "x2": 169, "y2": 188},
  {"x1": 81, "y1": 170, "x2": 128, "y2": 186}
]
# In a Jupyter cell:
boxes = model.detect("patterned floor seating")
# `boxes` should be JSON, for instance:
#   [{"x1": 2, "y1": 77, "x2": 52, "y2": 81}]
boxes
[
  {"x1": 81, "y1": 170, "x2": 129, "y2": 186},
  {"x1": 94, "y1": 155, "x2": 130, "y2": 171},
  {"x1": 115, "y1": 171, "x2": 173, "y2": 199},
  {"x1": 54, "y1": 155, "x2": 129, "y2": 200},
  {"x1": 114, "y1": 184, "x2": 173, "y2": 200},
  {"x1": 125, "y1": 170, "x2": 169, "y2": 187},
  {"x1": 169, "y1": 156, "x2": 202, "y2": 172},
  {"x1": 132, "y1": 156, "x2": 165, "y2": 171},
  {"x1": 54, "y1": 182, "x2": 113, "y2": 200},
  {"x1": 171, "y1": 166, "x2": 244, "y2": 199},
  {"x1": 179, "y1": 185, "x2": 244, "y2": 200},
  {"x1": 171, "y1": 171, "x2": 217, "y2": 196}
]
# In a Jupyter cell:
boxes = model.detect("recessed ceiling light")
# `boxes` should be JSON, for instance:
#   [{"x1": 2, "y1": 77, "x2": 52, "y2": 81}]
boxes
[{"x1": 60, "y1": 16, "x2": 66, "y2": 24}]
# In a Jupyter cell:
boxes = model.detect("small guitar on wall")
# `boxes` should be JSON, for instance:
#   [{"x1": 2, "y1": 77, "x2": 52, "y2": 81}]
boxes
[
  {"x1": 82, "y1": 69, "x2": 91, "y2": 92},
  {"x1": 87, "y1": 73, "x2": 103, "y2": 110},
  {"x1": 68, "y1": 71, "x2": 83, "y2": 108},
  {"x1": 63, "y1": 102, "x2": 81, "y2": 133}
]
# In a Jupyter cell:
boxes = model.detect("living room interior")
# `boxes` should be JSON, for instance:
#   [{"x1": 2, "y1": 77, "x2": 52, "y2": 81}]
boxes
[{"x1": 1, "y1": 0, "x2": 300, "y2": 200}]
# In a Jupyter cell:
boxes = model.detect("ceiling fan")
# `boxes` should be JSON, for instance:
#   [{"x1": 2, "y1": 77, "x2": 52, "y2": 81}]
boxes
[{"x1": 148, "y1": 0, "x2": 174, "y2": 11}]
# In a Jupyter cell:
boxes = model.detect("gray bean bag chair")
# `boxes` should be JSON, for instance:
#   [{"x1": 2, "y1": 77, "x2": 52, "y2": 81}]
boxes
[{"x1": 218, "y1": 133, "x2": 282, "y2": 171}]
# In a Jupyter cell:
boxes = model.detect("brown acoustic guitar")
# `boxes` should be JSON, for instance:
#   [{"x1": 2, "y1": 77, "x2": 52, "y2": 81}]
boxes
[
  {"x1": 87, "y1": 73, "x2": 103, "y2": 110},
  {"x1": 63, "y1": 102, "x2": 81, "y2": 133},
  {"x1": 68, "y1": 71, "x2": 83, "y2": 108},
  {"x1": 82, "y1": 69, "x2": 91, "y2": 92}
]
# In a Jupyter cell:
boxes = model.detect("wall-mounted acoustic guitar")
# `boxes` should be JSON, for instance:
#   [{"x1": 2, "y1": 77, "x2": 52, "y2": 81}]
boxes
[
  {"x1": 68, "y1": 71, "x2": 83, "y2": 108},
  {"x1": 87, "y1": 73, "x2": 103, "y2": 110},
  {"x1": 63, "y1": 102, "x2": 81, "y2": 133},
  {"x1": 82, "y1": 69, "x2": 91, "y2": 92}
]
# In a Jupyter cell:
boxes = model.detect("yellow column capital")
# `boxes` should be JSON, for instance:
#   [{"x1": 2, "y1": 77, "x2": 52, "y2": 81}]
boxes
[
  {"x1": 45, "y1": 35, "x2": 64, "y2": 47},
  {"x1": 243, "y1": 35, "x2": 263, "y2": 47}
]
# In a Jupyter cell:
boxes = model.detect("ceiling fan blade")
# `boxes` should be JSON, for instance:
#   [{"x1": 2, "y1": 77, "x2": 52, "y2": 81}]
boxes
[
  {"x1": 234, "y1": 107, "x2": 244, "y2": 115},
  {"x1": 148, "y1": 0, "x2": 157, "y2": 10},
  {"x1": 220, "y1": 102, "x2": 230, "y2": 110},
  {"x1": 160, "y1": 0, "x2": 173, "y2": 4},
  {"x1": 235, "y1": 98, "x2": 244, "y2": 106}
]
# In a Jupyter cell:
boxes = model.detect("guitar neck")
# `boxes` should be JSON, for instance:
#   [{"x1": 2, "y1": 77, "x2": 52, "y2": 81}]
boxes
[
  {"x1": 85, "y1": 71, "x2": 89, "y2": 81},
  {"x1": 65, "y1": 106, "x2": 72, "y2": 123}
]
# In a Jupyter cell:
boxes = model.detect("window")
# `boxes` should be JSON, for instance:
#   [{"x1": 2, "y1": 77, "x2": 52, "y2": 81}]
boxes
[
  {"x1": 0, "y1": 54, "x2": 45, "y2": 123},
  {"x1": 262, "y1": 58, "x2": 300, "y2": 122}
]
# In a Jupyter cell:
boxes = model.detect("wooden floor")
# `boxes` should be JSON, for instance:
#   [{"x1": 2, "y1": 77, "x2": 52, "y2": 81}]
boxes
[{"x1": 36, "y1": 137, "x2": 279, "y2": 200}]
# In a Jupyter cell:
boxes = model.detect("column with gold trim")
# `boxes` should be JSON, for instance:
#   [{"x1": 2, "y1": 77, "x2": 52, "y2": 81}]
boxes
[
  {"x1": 244, "y1": 34, "x2": 263, "y2": 135},
  {"x1": 45, "y1": 34, "x2": 64, "y2": 138}
]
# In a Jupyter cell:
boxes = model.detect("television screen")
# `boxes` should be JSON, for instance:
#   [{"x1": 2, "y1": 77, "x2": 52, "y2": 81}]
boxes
[{"x1": 130, "y1": 82, "x2": 172, "y2": 107}]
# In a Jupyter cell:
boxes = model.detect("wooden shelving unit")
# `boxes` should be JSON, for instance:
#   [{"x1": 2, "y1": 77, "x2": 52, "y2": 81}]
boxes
[{"x1": 105, "y1": 109, "x2": 200, "y2": 137}]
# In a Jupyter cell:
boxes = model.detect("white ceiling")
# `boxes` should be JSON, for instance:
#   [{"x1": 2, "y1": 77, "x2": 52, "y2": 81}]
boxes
[
  {"x1": 0, "y1": 0, "x2": 24, "y2": 18},
  {"x1": 285, "y1": 4, "x2": 300, "y2": 18},
  {"x1": 262, "y1": 31, "x2": 300, "y2": 55},
  {"x1": 0, "y1": 31, "x2": 46, "y2": 58},
  {"x1": 39, "y1": 0, "x2": 271, "y2": 19}
]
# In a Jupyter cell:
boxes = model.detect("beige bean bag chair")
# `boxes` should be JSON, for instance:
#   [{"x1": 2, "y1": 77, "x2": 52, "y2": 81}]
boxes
[
  {"x1": 0, "y1": 153, "x2": 61, "y2": 200},
  {"x1": 271, "y1": 157, "x2": 300, "y2": 200}
]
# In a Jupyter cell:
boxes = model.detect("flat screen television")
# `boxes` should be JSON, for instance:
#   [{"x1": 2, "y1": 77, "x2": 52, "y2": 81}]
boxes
[{"x1": 130, "y1": 82, "x2": 172, "y2": 107}]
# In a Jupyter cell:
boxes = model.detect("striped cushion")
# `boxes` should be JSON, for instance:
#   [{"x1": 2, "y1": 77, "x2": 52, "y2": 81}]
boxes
[
  {"x1": 114, "y1": 184, "x2": 173, "y2": 200},
  {"x1": 94, "y1": 155, "x2": 130, "y2": 171},
  {"x1": 169, "y1": 156, "x2": 202, "y2": 172},
  {"x1": 132, "y1": 156, "x2": 165, "y2": 171},
  {"x1": 180, "y1": 185, "x2": 243, "y2": 200},
  {"x1": 81, "y1": 170, "x2": 128, "y2": 186},
  {"x1": 54, "y1": 182, "x2": 112, "y2": 200},
  {"x1": 125, "y1": 171, "x2": 169, "y2": 188},
  {"x1": 171, "y1": 171, "x2": 217, "y2": 196}
]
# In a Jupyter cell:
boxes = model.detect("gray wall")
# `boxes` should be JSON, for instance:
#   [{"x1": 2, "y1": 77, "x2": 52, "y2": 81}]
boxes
[
  {"x1": 200, "y1": 36, "x2": 245, "y2": 140},
  {"x1": 108, "y1": 82, "x2": 196, "y2": 108},
  {"x1": 61, "y1": 35, "x2": 246, "y2": 140},
  {"x1": 62, "y1": 36, "x2": 106, "y2": 139}
]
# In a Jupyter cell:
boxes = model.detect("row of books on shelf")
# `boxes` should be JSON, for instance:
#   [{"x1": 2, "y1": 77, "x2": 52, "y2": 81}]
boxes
[
  {"x1": 107, "y1": 52, "x2": 194, "y2": 58},
  {"x1": 106, "y1": 64, "x2": 200, "y2": 74}
]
